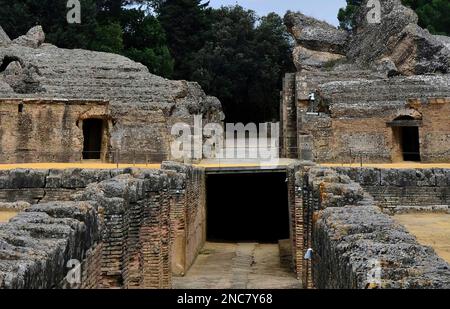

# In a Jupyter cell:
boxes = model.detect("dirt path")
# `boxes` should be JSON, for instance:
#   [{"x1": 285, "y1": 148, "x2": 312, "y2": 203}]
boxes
[
  {"x1": 173, "y1": 242, "x2": 301, "y2": 289},
  {"x1": 0, "y1": 210, "x2": 19, "y2": 223}
]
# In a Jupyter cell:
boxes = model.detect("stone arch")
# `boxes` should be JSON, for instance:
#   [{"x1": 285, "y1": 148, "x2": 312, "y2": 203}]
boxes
[
  {"x1": 390, "y1": 114, "x2": 421, "y2": 162},
  {"x1": 78, "y1": 114, "x2": 111, "y2": 161}
]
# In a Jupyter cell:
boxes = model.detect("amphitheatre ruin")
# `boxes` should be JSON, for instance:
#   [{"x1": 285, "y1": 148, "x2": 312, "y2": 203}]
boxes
[{"x1": 0, "y1": 0, "x2": 449, "y2": 289}]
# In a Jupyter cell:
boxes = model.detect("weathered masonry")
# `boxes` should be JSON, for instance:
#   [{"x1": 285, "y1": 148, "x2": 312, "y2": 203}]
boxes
[
  {"x1": 280, "y1": 0, "x2": 450, "y2": 163},
  {"x1": 0, "y1": 25, "x2": 222, "y2": 164},
  {"x1": 0, "y1": 163, "x2": 206, "y2": 288},
  {"x1": 0, "y1": 99, "x2": 110, "y2": 163},
  {"x1": 280, "y1": 73, "x2": 450, "y2": 163},
  {"x1": 1, "y1": 163, "x2": 449, "y2": 289},
  {"x1": 291, "y1": 165, "x2": 450, "y2": 288}
]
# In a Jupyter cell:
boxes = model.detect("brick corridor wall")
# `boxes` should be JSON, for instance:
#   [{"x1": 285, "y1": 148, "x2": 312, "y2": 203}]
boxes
[
  {"x1": 300, "y1": 166, "x2": 450, "y2": 289},
  {"x1": 75, "y1": 171, "x2": 176, "y2": 288},
  {"x1": 80, "y1": 243, "x2": 103, "y2": 289},
  {"x1": 287, "y1": 162, "x2": 316, "y2": 288},
  {"x1": 185, "y1": 168, "x2": 206, "y2": 272},
  {"x1": 161, "y1": 162, "x2": 206, "y2": 277},
  {"x1": 0, "y1": 164, "x2": 206, "y2": 289}
]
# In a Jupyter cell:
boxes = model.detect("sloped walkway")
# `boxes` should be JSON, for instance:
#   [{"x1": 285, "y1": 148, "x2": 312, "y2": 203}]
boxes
[{"x1": 173, "y1": 242, "x2": 302, "y2": 289}]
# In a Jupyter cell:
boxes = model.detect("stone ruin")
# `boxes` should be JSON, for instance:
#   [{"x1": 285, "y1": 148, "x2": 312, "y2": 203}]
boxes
[
  {"x1": 0, "y1": 0, "x2": 450, "y2": 290},
  {"x1": 0, "y1": 163, "x2": 449, "y2": 289},
  {"x1": 0, "y1": 163, "x2": 206, "y2": 288},
  {"x1": 0, "y1": 25, "x2": 222, "y2": 164},
  {"x1": 281, "y1": 0, "x2": 450, "y2": 163}
]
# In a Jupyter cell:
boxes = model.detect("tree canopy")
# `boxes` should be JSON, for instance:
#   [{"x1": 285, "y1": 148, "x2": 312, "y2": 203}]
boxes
[{"x1": 0, "y1": 0, "x2": 295, "y2": 123}]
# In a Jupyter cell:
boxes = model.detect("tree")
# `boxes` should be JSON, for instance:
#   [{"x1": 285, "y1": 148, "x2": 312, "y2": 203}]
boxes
[
  {"x1": 337, "y1": 0, "x2": 363, "y2": 30},
  {"x1": 0, "y1": 0, "x2": 99, "y2": 49},
  {"x1": 188, "y1": 6, "x2": 293, "y2": 123},
  {"x1": 90, "y1": 22, "x2": 124, "y2": 54},
  {"x1": 0, "y1": 0, "x2": 174, "y2": 77},
  {"x1": 252, "y1": 13, "x2": 294, "y2": 122},
  {"x1": 155, "y1": 0, "x2": 211, "y2": 79},
  {"x1": 121, "y1": 9, "x2": 174, "y2": 76},
  {"x1": 403, "y1": 0, "x2": 450, "y2": 35}
]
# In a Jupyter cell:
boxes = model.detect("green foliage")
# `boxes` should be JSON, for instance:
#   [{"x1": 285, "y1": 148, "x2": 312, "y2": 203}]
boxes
[
  {"x1": 338, "y1": 0, "x2": 449, "y2": 35},
  {"x1": 0, "y1": 0, "x2": 294, "y2": 122},
  {"x1": 156, "y1": 0, "x2": 212, "y2": 79},
  {"x1": 158, "y1": 4, "x2": 294, "y2": 122},
  {"x1": 404, "y1": 0, "x2": 450, "y2": 35},
  {"x1": 0, "y1": 0, "x2": 173, "y2": 77},
  {"x1": 0, "y1": 0, "x2": 99, "y2": 49},
  {"x1": 90, "y1": 22, "x2": 124, "y2": 54},
  {"x1": 337, "y1": 0, "x2": 363, "y2": 30},
  {"x1": 121, "y1": 9, "x2": 174, "y2": 76}
]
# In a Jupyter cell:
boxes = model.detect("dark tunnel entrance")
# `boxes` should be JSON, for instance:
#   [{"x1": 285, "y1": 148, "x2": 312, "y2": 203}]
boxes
[
  {"x1": 400, "y1": 126, "x2": 421, "y2": 161},
  {"x1": 206, "y1": 171, "x2": 290, "y2": 243},
  {"x1": 82, "y1": 119, "x2": 104, "y2": 160}
]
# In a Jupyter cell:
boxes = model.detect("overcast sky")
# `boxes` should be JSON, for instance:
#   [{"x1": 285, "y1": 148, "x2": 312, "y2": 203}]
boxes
[{"x1": 208, "y1": 0, "x2": 347, "y2": 26}]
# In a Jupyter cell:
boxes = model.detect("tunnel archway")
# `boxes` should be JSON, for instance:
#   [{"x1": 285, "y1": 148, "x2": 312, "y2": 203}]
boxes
[
  {"x1": 82, "y1": 118, "x2": 104, "y2": 160},
  {"x1": 391, "y1": 116, "x2": 421, "y2": 162},
  {"x1": 205, "y1": 171, "x2": 290, "y2": 243}
]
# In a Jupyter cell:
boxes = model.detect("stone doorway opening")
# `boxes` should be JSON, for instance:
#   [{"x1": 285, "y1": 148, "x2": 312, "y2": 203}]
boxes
[
  {"x1": 390, "y1": 116, "x2": 422, "y2": 162},
  {"x1": 205, "y1": 171, "x2": 290, "y2": 243},
  {"x1": 399, "y1": 126, "x2": 421, "y2": 161},
  {"x1": 82, "y1": 118, "x2": 104, "y2": 160}
]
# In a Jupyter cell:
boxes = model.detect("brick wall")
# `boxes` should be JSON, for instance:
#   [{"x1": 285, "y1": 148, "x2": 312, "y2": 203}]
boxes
[
  {"x1": 299, "y1": 166, "x2": 450, "y2": 289},
  {"x1": 0, "y1": 163, "x2": 207, "y2": 289},
  {"x1": 335, "y1": 168, "x2": 450, "y2": 211}
]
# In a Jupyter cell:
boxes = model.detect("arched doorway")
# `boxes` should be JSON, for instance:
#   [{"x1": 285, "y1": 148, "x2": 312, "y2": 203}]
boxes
[
  {"x1": 390, "y1": 116, "x2": 421, "y2": 162},
  {"x1": 82, "y1": 118, "x2": 104, "y2": 160}
]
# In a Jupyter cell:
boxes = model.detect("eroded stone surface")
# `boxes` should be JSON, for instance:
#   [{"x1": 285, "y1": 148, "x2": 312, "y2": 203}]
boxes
[{"x1": 0, "y1": 26, "x2": 222, "y2": 163}]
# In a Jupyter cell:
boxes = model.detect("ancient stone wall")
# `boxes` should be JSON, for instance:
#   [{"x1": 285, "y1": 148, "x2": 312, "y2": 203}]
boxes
[
  {"x1": 297, "y1": 166, "x2": 450, "y2": 289},
  {"x1": 281, "y1": 74, "x2": 298, "y2": 159},
  {"x1": 0, "y1": 99, "x2": 110, "y2": 163},
  {"x1": 0, "y1": 168, "x2": 115, "y2": 203},
  {"x1": 0, "y1": 163, "x2": 207, "y2": 289},
  {"x1": 281, "y1": 0, "x2": 450, "y2": 164},
  {"x1": 335, "y1": 167, "x2": 450, "y2": 212},
  {"x1": 0, "y1": 201, "x2": 101, "y2": 288},
  {"x1": 162, "y1": 162, "x2": 206, "y2": 276},
  {"x1": 0, "y1": 26, "x2": 223, "y2": 164},
  {"x1": 282, "y1": 71, "x2": 450, "y2": 163}
]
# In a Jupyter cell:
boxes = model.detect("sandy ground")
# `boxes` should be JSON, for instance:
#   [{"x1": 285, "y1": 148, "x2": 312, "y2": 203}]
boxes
[
  {"x1": 0, "y1": 210, "x2": 19, "y2": 223},
  {"x1": 0, "y1": 159, "x2": 294, "y2": 170},
  {"x1": 173, "y1": 242, "x2": 301, "y2": 289},
  {"x1": 394, "y1": 213, "x2": 450, "y2": 264},
  {"x1": 321, "y1": 162, "x2": 450, "y2": 169},
  {"x1": 0, "y1": 163, "x2": 161, "y2": 170},
  {"x1": 1, "y1": 161, "x2": 449, "y2": 170}
]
